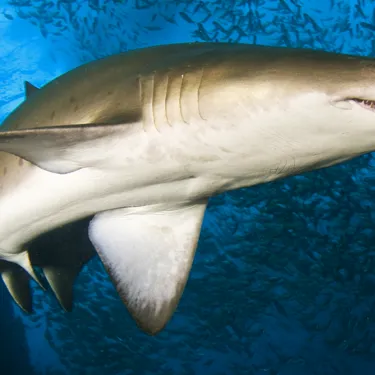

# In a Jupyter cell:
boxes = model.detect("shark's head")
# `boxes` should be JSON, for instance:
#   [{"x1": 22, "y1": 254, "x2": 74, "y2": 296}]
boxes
[
  {"x1": 202, "y1": 47, "x2": 375, "y2": 181},
  {"x1": 287, "y1": 54, "x2": 375, "y2": 168}
]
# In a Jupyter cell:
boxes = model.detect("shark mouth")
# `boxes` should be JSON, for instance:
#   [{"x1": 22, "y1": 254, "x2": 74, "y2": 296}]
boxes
[{"x1": 351, "y1": 98, "x2": 375, "y2": 112}]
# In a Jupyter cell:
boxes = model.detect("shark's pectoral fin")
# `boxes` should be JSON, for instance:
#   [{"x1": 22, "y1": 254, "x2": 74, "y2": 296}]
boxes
[
  {"x1": 88, "y1": 201, "x2": 208, "y2": 335},
  {"x1": 0, "y1": 123, "x2": 131, "y2": 174},
  {"x1": 24, "y1": 81, "x2": 39, "y2": 98},
  {"x1": 0, "y1": 260, "x2": 32, "y2": 313}
]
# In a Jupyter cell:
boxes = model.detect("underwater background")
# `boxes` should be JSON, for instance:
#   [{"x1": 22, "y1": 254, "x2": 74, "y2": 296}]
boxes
[{"x1": 1, "y1": 0, "x2": 375, "y2": 374}]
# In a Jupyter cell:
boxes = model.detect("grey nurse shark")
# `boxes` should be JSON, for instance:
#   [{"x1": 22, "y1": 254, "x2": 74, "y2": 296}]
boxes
[{"x1": 1, "y1": 42, "x2": 375, "y2": 335}]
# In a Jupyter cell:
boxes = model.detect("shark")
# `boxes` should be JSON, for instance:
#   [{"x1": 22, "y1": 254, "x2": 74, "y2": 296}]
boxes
[{"x1": 1, "y1": 42, "x2": 375, "y2": 335}]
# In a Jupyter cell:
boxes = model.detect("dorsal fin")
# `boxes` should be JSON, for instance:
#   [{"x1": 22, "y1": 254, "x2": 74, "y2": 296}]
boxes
[{"x1": 24, "y1": 81, "x2": 39, "y2": 98}]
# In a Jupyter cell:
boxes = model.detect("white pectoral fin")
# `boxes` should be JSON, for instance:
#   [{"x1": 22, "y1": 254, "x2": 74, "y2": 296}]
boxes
[
  {"x1": 88, "y1": 201, "x2": 208, "y2": 335},
  {"x1": 0, "y1": 123, "x2": 132, "y2": 174}
]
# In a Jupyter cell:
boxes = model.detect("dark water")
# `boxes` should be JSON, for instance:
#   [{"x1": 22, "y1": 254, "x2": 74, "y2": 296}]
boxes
[
  {"x1": 1, "y1": 0, "x2": 375, "y2": 374},
  {"x1": 0, "y1": 282, "x2": 36, "y2": 375}
]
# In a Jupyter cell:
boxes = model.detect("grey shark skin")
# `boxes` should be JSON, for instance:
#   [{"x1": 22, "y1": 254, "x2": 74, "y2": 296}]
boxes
[
  {"x1": 1, "y1": 42, "x2": 375, "y2": 335},
  {"x1": 0, "y1": 83, "x2": 96, "y2": 313}
]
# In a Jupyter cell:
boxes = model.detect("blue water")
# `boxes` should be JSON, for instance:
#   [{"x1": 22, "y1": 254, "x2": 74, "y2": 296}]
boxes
[{"x1": 1, "y1": 0, "x2": 375, "y2": 374}]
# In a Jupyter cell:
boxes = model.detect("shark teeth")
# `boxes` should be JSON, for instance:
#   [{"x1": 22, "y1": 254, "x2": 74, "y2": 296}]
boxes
[{"x1": 352, "y1": 98, "x2": 375, "y2": 112}]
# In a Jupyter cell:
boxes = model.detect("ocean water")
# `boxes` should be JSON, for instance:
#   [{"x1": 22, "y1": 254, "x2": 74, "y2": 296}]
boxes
[{"x1": 1, "y1": 0, "x2": 375, "y2": 374}]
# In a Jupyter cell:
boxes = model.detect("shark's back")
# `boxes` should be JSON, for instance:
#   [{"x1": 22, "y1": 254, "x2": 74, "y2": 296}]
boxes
[
  {"x1": 2, "y1": 43, "x2": 222, "y2": 131},
  {"x1": 3, "y1": 42, "x2": 369, "y2": 133}
]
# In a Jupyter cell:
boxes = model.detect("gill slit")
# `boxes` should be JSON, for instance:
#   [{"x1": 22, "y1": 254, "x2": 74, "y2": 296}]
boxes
[
  {"x1": 197, "y1": 67, "x2": 206, "y2": 121},
  {"x1": 138, "y1": 75, "x2": 146, "y2": 133},
  {"x1": 165, "y1": 73, "x2": 172, "y2": 127},
  {"x1": 151, "y1": 73, "x2": 160, "y2": 133},
  {"x1": 179, "y1": 73, "x2": 188, "y2": 125}
]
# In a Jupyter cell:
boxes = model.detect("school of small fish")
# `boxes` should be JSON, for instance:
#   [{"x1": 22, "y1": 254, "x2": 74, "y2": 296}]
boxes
[{"x1": 2, "y1": 0, "x2": 375, "y2": 374}]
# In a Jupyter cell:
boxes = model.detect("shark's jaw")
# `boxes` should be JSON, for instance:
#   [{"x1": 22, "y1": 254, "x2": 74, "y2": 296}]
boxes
[
  {"x1": 2, "y1": 43, "x2": 375, "y2": 335},
  {"x1": 192, "y1": 86, "x2": 375, "y2": 193},
  {"x1": 348, "y1": 98, "x2": 375, "y2": 112}
]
